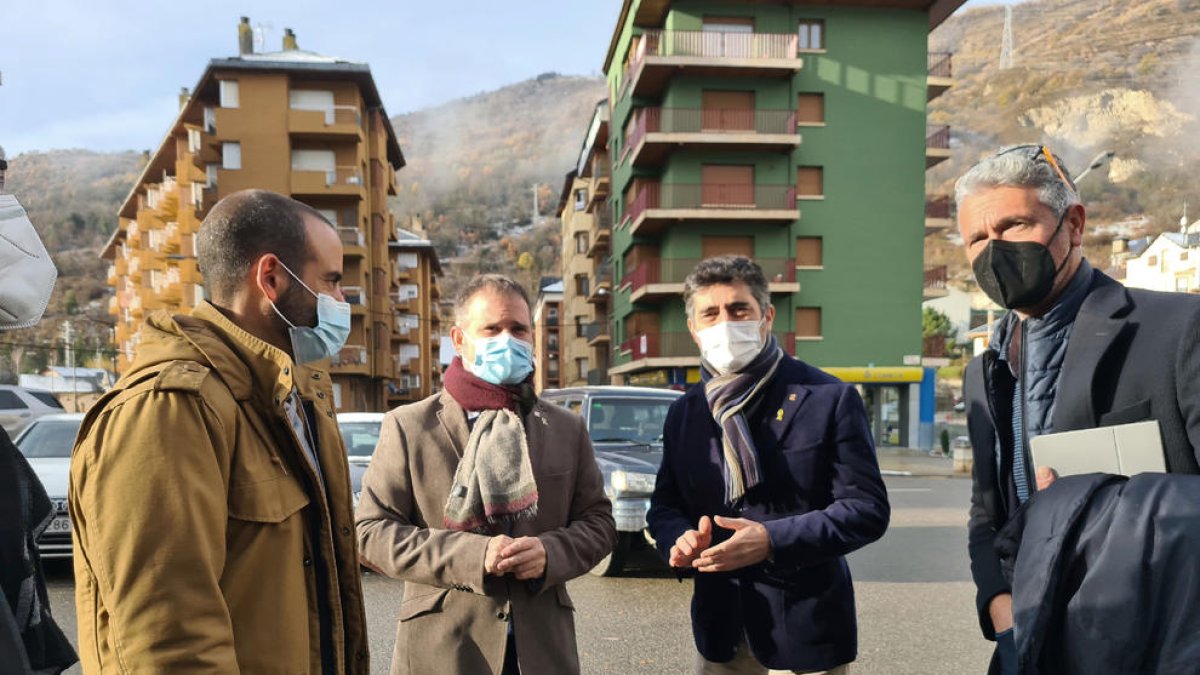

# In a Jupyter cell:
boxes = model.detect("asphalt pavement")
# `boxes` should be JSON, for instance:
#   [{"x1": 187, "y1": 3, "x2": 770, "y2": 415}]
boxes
[{"x1": 45, "y1": 474, "x2": 991, "y2": 674}]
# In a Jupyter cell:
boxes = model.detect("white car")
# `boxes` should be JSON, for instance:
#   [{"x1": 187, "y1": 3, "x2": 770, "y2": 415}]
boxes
[
  {"x1": 0, "y1": 385, "x2": 66, "y2": 436},
  {"x1": 12, "y1": 413, "x2": 84, "y2": 559},
  {"x1": 337, "y1": 412, "x2": 385, "y2": 508}
]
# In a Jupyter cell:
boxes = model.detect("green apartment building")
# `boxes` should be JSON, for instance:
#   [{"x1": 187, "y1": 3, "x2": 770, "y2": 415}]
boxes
[{"x1": 601, "y1": 0, "x2": 962, "y2": 446}]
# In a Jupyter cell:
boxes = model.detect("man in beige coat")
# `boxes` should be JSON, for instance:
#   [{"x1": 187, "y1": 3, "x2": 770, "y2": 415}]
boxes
[
  {"x1": 356, "y1": 274, "x2": 615, "y2": 675},
  {"x1": 71, "y1": 190, "x2": 368, "y2": 673}
]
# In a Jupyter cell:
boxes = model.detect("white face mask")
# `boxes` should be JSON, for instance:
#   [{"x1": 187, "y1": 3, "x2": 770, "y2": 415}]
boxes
[
  {"x1": 696, "y1": 319, "x2": 765, "y2": 375},
  {"x1": 0, "y1": 196, "x2": 57, "y2": 330}
]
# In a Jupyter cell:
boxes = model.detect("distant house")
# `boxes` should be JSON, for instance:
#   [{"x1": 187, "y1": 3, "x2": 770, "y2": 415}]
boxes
[
  {"x1": 1124, "y1": 227, "x2": 1200, "y2": 293},
  {"x1": 19, "y1": 366, "x2": 115, "y2": 394}
]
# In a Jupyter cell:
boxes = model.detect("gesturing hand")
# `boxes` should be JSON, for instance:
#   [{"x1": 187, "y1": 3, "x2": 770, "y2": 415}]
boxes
[
  {"x1": 668, "y1": 516, "x2": 713, "y2": 568},
  {"x1": 693, "y1": 516, "x2": 771, "y2": 573}
]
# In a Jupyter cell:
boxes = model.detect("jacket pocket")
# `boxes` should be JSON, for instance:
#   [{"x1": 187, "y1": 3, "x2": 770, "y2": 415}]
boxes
[
  {"x1": 398, "y1": 588, "x2": 449, "y2": 622},
  {"x1": 228, "y1": 476, "x2": 310, "y2": 523},
  {"x1": 554, "y1": 584, "x2": 575, "y2": 611},
  {"x1": 1099, "y1": 398, "x2": 1152, "y2": 426}
]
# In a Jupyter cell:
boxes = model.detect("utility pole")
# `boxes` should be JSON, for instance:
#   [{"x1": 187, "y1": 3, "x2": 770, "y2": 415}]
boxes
[{"x1": 1000, "y1": 5, "x2": 1015, "y2": 69}]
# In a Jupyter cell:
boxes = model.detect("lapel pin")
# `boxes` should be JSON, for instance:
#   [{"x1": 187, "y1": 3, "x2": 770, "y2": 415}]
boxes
[
  {"x1": 788, "y1": 393, "x2": 797, "y2": 402},
  {"x1": 776, "y1": 409, "x2": 784, "y2": 421}
]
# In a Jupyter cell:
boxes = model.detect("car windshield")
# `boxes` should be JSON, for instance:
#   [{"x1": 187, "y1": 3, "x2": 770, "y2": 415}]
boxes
[
  {"x1": 588, "y1": 397, "x2": 674, "y2": 446},
  {"x1": 15, "y1": 420, "x2": 81, "y2": 458},
  {"x1": 340, "y1": 422, "x2": 381, "y2": 457}
]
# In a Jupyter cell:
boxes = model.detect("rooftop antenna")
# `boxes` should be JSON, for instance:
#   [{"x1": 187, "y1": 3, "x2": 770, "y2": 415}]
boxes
[{"x1": 1000, "y1": 6, "x2": 1015, "y2": 69}]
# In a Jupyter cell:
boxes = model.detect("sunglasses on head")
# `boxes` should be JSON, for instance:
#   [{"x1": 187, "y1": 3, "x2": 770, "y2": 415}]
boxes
[{"x1": 995, "y1": 144, "x2": 1077, "y2": 194}]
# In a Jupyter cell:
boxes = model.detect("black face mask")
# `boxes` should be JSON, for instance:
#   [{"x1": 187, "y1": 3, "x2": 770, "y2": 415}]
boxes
[{"x1": 972, "y1": 211, "x2": 1071, "y2": 310}]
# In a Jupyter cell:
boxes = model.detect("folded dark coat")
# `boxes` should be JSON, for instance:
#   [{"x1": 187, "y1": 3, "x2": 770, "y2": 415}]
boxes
[{"x1": 995, "y1": 473, "x2": 1200, "y2": 675}]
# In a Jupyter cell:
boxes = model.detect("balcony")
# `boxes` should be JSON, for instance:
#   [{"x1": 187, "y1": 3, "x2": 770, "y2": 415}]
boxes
[
  {"x1": 624, "y1": 183, "x2": 799, "y2": 236},
  {"x1": 392, "y1": 315, "x2": 417, "y2": 342},
  {"x1": 926, "y1": 125, "x2": 951, "y2": 169},
  {"x1": 586, "y1": 205, "x2": 613, "y2": 259},
  {"x1": 612, "y1": 330, "x2": 795, "y2": 375},
  {"x1": 288, "y1": 106, "x2": 364, "y2": 141},
  {"x1": 925, "y1": 196, "x2": 953, "y2": 234},
  {"x1": 342, "y1": 286, "x2": 366, "y2": 309},
  {"x1": 587, "y1": 368, "x2": 609, "y2": 386},
  {"x1": 619, "y1": 29, "x2": 803, "y2": 100},
  {"x1": 622, "y1": 257, "x2": 799, "y2": 303},
  {"x1": 583, "y1": 321, "x2": 610, "y2": 348},
  {"x1": 390, "y1": 291, "x2": 418, "y2": 311},
  {"x1": 291, "y1": 166, "x2": 366, "y2": 197},
  {"x1": 623, "y1": 107, "x2": 800, "y2": 167},
  {"x1": 331, "y1": 345, "x2": 369, "y2": 372},
  {"x1": 587, "y1": 262, "x2": 613, "y2": 304},
  {"x1": 393, "y1": 354, "x2": 416, "y2": 376},
  {"x1": 924, "y1": 265, "x2": 949, "y2": 300},
  {"x1": 338, "y1": 227, "x2": 366, "y2": 257},
  {"x1": 928, "y1": 52, "x2": 954, "y2": 101},
  {"x1": 923, "y1": 334, "x2": 949, "y2": 358}
]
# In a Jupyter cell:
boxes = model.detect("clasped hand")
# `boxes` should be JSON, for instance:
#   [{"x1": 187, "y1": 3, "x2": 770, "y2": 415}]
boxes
[{"x1": 485, "y1": 535, "x2": 546, "y2": 580}]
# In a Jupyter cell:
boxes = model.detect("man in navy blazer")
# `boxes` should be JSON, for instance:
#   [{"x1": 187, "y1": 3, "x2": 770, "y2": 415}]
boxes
[{"x1": 647, "y1": 256, "x2": 890, "y2": 675}]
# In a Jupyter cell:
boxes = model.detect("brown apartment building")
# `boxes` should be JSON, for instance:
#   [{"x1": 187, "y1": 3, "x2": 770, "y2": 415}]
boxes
[
  {"x1": 103, "y1": 19, "x2": 441, "y2": 412},
  {"x1": 554, "y1": 101, "x2": 613, "y2": 386}
]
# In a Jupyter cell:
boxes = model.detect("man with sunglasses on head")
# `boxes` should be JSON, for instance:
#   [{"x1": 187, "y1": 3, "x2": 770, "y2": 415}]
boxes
[{"x1": 958, "y1": 146, "x2": 1200, "y2": 674}]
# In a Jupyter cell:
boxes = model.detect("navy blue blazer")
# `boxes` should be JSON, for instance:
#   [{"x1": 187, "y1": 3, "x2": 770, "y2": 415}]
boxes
[{"x1": 647, "y1": 357, "x2": 890, "y2": 672}]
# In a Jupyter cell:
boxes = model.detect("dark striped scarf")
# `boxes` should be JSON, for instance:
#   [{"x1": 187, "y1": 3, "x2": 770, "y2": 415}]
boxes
[{"x1": 702, "y1": 335, "x2": 785, "y2": 505}]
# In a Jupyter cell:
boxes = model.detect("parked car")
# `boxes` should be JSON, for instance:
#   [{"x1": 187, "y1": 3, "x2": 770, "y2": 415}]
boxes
[
  {"x1": 336, "y1": 412, "x2": 385, "y2": 508},
  {"x1": 541, "y1": 385, "x2": 683, "y2": 576},
  {"x1": 0, "y1": 385, "x2": 65, "y2": 436},
  {"x1": 12, "y1": 413, "x2": 84, "y2": 559}
]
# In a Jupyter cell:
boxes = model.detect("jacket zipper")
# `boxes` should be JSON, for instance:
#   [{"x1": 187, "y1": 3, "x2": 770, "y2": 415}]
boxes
[{"x1": 1018, "y1": 321, "x2": 1033, "y2": 497}]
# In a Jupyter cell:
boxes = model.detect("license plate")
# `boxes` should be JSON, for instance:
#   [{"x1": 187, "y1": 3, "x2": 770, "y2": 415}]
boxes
[{"x1": 47, "y1": 516, "x2": 72, "y2": 534}]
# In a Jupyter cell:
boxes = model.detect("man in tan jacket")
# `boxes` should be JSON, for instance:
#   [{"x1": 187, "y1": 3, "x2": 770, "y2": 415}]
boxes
[
  {"x1": 70, "y1": 190, "x2": 368, "y2": 673},
  {"x1": 356, "y1": 274, "x2": 616, "y2": 675}
]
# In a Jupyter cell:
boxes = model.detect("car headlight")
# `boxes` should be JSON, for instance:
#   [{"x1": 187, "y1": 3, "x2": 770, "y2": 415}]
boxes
[{"x1": 610, "y1": 470, "x2": 657, "y2": 495}]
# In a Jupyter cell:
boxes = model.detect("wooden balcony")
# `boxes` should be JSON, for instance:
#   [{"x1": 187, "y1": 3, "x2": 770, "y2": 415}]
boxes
[
  {"x1": 928, "y1": 52, "x2": 954, "y2": 101},
  {"x1": 586, "y1": 205, "x2": 613, "y2": 259},
  {"x1": 925, "y1": 196, "x2": 954, "y2": 234},
  {"x1": 926, "y1": 125, "x2": 951, "y2": 169},
  {"x1": 623, "y1": 107, "x2": 800, "y2": 168},
  {"x1": 924, "y1": 265, "x2": 949, "y2": 300},
  {"x1": 619, "y1": 30, "x2": 803, "y2": 100},
  {"x1": 624, "y1": 183, "x2": 799, "y2": 236},
  {"x1": 621, "y1": 257, "x2": 799, "y2": 304}
]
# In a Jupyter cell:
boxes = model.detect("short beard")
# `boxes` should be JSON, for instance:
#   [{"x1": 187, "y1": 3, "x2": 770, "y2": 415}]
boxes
[{"x1": 276, "y1": 282, "x2": 317, "y2": 329}]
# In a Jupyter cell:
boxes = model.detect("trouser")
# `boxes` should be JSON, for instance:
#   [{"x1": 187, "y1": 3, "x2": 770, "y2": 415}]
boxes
[{"x1": 695, "y1": 636, "x2": 851, "y2": 675}]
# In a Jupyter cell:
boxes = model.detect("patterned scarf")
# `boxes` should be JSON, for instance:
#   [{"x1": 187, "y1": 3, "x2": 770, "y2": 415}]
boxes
[
  {"x1": 702, "y1": 335, "x2": 785, "y2": 505},
  {"x1": 442, "y1": 357, "x2": 539, "y2": 532}
]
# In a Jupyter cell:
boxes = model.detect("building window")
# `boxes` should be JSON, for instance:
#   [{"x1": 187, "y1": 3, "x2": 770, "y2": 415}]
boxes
[
  {"x1": 574, "y1": 188, "x2": 588, "y2": 211},
  {"x1": 797, "y1": 166, "x2": 823, "y2": 198},
  {"x1": 206, "y1": 164, "x2": 219, "y2": 188},
  {"x1": 219, "y1": 80, "x2": 240, "y2": 108},
  {"x1": 575, "y1": 232, "x2": 589, "y2": 254},
  {"x1": 1182, "y1": 251, "x2": 1189, "y2": 262},
  {"x1": 1176, "y1": 276, "x2": 1191, "y2": 293},
  {"x1": 203, "y1": 106, "x2": 217, "y2": 133},
  {"x1": 798, "y1": 20, "x2": 824, "y2": 50},
  {"x1": 547, "y1": 358, "x2": 560, "y2": 377},
  {"x1": 187, "y1": 128, "x2": 202, "y2": 153},
  {"x1": 797, "y1": 93, "x2": 825, "y2": 124},
  {"x1": 796, "y1": 237, "x2": 823, "y2": 267},
  {"x1": 548, "y1": 333, "x2": 560, "y2": 353},
  {"x1": 1148, "y1": 255, "x2": 1158, "y2": 267},
  {"x1": 576, "y1": 358, "x2": 589, "y2": 380},
  {"x1": 547, "y1": 306, "x2": 559, "y2": 326},
  {"x1": 575, "y1": 318, "x2": 587, "y2": 338},
  {"x1": 575, "y1": 273, "x2": 590, "y2": 297},
  {"x1": 222, "y1": 142, "x2": 242, "y2": 170},
  {"x1": 796, "y1": 307, "x2": 822, "y2": 339}
]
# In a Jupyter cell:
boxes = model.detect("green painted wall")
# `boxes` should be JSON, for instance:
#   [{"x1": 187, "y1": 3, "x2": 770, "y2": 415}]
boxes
[{"x1": 605, "y1": 1, "x2": 928, "y2": 370}]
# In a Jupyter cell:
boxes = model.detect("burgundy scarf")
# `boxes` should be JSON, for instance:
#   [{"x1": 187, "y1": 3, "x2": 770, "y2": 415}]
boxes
[{"x1": 443, "y1": 357, "x2": 536, "y2": 415}]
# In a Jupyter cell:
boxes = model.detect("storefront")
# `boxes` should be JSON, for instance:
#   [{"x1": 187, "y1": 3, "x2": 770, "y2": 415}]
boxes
[{"x1": 820, "y1": 366, "x2": 936, "y2": 450}]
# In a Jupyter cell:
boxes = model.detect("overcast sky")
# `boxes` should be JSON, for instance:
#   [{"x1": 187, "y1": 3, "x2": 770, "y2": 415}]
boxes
[{"x1": 0, "y1": 0, "x2": 1009, "y2": 156}]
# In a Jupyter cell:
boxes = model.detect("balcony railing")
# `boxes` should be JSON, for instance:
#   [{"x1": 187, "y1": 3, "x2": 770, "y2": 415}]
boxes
[
  {"x1": 925, "y1": 266, "x2": 948, "y2": 291},
  {"x1": 628, "y1": 107, "x2": 797, "y2": 149},
  {"x1": 595, "y1": 204, "x2": 613, "y2": 234},
  {"x1": 342, "y1": 286, "x2": 366, "y2": 306},
  {"x1": 338, "y1": 227, "x2": 365, "y2": 247},
  {"x1": 926, "y1": 197, "x2": 952, "y2": 219},
  {"x1": 332, "y1": 345, "x2": 368, "y2": 367},
  {"x1": 626, "y1": 183, "x2": 796, "y2": 224},
  {"x1": 330, "y1": 166, "x2": 362, "y2": 186},
  {"x1": 583, "y1": 321, "x2": 609, "y2": 341},
  {"x1": 390, "y1": 291, "x2": 418, "y2": 306},
  {"x1": 929, "y1": 52, "x2": 953, "y2": 78},
  {"x1": 927, "y1": 125, "x2": 951, "y2": 150},
  {"x1": 622, "y1": 257, "x2": 796, "y2": 293},
  {"x1": 621, "y1": 330, "x2": 795, "y2": 359},
  {"x1": 636, "y1": 29, "x2": 799, "y2": 62},
  {"x1": 587, "y1": 368, "x2": 608, "y2": 386}
]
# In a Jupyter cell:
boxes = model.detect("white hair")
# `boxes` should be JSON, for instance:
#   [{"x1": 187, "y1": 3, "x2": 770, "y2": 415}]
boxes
[{"x1": 954, "y1": 145, "x2": 1080, "y2": 217}]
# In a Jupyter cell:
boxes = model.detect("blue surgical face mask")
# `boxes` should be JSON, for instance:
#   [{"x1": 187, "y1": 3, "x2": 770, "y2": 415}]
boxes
[
  {"x1": 467, "y1": 332, "x2": 534, "y2": 385},
  {"x1": 270, "y1": 260, "x2": 352, "y2": 364}
]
